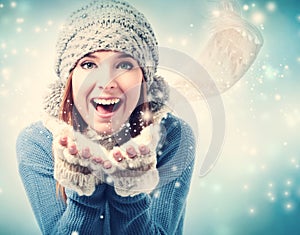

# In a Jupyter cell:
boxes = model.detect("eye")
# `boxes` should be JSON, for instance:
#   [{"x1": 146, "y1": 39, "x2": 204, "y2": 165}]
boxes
[
  {"x1": 81, "y1": 61, "x2": 97, "y2": 70},
  {"x1": 116, "y1": 61, "x2": 134, "y2": 70}
]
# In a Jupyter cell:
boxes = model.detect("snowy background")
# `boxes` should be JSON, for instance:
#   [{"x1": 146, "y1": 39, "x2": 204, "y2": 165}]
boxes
[{"x1": 1, "y1": 0, "x2": 300, "y2": 234}]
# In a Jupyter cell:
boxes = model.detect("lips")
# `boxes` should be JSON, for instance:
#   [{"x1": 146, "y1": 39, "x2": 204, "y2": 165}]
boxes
[{"x1": 91, "y1": 97, "x2": 122, "y2": 115}]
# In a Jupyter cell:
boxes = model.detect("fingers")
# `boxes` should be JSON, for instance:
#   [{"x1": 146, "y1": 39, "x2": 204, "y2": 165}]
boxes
[
  {"x1": 62, "y1": 138, "x2": 93, "y2": 159},
  {"x1": 59, "y1": 138, "x2": 153, "y2": 175},
  {"x1": 68, "y1": 142, "x2": 78, "y2": 155},
  {"x1": 92, "y1": 156, "x2": 103, "y2": 164},
  {"x1": 103, "y1": 160, "x2": 112, "y2": 169},
  {"x1": 82, "y1": 147, "x2": 91, "y2": 159},
  {"x1": 119, "y1": 145, "x2": 153, "y2": 170},
  {"x1": 59, "y1": 136, "x2": 79, "y2": 155},
  {"x1": 110, "y1": 145, "x2": 151, "y2": 172},
  {"x1": 113, "y1": 150, "x2": 125, "y2": 162},
  {"x1": 138, "y1": 145, "x2": 150, "y2": 155},
  {"x1": 59, "y1": 136, "x2": 68, "y2": 146},
  {"x1": 126, "y1": 145, "x2": 137, "y2": 158},
  {"x1": 126, "y1": 145, "x2": 150, "y2": 158}
]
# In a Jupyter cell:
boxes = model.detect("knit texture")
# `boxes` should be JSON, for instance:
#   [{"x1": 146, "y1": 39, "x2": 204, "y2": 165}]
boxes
[
  {"x1": 43, "y1": 106, "x2": 169, "y2": 197},
  {"x1": 44, "y1": 0, "x2": 169, "y2": 118},
  {"x1": 56, "y1": 0, "x2": 158, "y2": 83},
  {"x1": 48, "y1": 116, "x2": 162, "y2": 197},
  {"x1": 16, "y1": 113, "x2": 195, "y2": 235}
]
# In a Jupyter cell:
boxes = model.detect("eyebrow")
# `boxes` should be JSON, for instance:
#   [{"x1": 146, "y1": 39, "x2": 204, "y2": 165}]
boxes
[
  {"x1": 117, "y1": 53, "x2": 134, "y2": 59},
  {"x1": 80, "y1": 52, "x2": 134, "y2": 61},
  {"x1": 82, "y1": 53, "x2": 98, "y2": 59}
]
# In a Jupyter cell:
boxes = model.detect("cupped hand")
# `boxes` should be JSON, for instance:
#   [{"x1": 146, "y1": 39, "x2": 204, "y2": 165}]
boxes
[
  {"x1": 100, "y1": 124, "x2": 161, "y2": 197},
  {"x1": 54, "y1": 123, "x2": 161, "y2": 197}
]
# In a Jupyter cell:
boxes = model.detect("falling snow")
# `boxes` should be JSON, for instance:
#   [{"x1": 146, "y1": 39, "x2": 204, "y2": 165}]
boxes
[
  {"x1": 175, "y1": 182, "x2": 181, "y2": 188},
  {"x1": 243, "y1": 5, "x2": 249, "y2": 11},
  {"x1": 1, "y1": 0, "x2": 300, "y2": 234},
  {"x1": 10, "y1": 2, "x2": 17, "y2": 8},
  {"x1": 266, "y1": 2, "x2": 277, "y2": 12},
  {"x1": 153, "y1": 190, "x2": 160, "y2": 198}
]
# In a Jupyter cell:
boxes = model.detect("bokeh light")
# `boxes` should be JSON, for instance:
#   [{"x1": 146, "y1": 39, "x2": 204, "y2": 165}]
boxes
[{"x1": 1, "y1": 0, "x2": 300, "y2": 234}]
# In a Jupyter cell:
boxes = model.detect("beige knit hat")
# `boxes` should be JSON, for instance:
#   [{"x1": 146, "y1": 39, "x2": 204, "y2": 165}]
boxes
[{"x1": 44, "y1": 0, "x2": 169, "y2": 118}]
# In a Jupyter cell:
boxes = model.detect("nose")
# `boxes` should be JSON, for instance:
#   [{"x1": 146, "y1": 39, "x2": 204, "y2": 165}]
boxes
[{"x1": 94, "y1": 64, "x2": 117, "y2": 90}]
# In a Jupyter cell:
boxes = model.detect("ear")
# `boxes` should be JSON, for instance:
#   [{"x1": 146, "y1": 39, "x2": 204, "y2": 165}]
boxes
[
  {"x1": 147, "y1": 75, "x2": 170, "y2": 112},
  {"x1": 43, "y1": 79, "x2": 65, "y2": 118}
]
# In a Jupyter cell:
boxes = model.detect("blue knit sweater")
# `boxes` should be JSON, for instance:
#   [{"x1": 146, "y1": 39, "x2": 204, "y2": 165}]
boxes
[{"x1": 16, "y1": 113, "x2": 195, "y2": 235}]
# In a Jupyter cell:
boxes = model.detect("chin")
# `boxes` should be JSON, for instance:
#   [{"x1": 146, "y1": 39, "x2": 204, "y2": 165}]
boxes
[
  {"x1": 93, "y1": 120, "x2": 128, "y2": 135},
  {"x1": 92, "y1": 122, "x2": 113, "y2": 135}
]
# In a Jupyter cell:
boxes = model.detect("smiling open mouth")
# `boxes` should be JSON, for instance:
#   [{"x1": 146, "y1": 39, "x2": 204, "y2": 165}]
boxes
[{"x1": 92, "y1": 98, "x2": 122, "y2": 114}]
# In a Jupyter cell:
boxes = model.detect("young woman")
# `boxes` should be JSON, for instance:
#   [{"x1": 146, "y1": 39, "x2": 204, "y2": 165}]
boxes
[{"x1": 16, "y1": 0, "x2": 195, "y2": 234}]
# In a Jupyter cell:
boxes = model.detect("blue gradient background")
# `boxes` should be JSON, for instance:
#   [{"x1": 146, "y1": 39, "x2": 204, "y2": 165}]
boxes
[{"x1": 1, "y1": 0, "x2": 300, "y2": 234}]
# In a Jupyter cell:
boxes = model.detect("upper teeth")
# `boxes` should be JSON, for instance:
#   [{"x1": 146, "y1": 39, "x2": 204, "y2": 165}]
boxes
[{"x1": 93, "y1": 98, "x2": 120, "y2": 105}]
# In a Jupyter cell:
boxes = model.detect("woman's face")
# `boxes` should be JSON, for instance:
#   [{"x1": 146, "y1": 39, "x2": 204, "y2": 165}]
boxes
[{"x1": 72, "y1": 50, "x2": 143, "y2": 134}]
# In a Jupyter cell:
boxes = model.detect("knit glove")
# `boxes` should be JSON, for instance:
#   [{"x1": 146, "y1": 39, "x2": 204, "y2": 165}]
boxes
[
  {"x1": 45, "y1": 117, "x2": 104, "y2": 196},
  {"x1": 44, "y1": 115, "x2": 160, "y2": 197},
  {"x1": 96, "y1": 124, "x2": 161, "y2": 197},
  {"x1": 61, "y1": 124, "x2": 161, "y2": 197}
]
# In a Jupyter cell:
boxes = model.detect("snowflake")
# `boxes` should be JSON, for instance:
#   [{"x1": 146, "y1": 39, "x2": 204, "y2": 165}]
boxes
[
  {"x1": 153, "y1": 190, "x2": 160, "y2": 198},
  {"x1": 285, "y1": 202, "x2": 293, "y2": 211},
  {"x1": 243, "y1": 4, "x2": 249, "y2": 11},
  {"x1": 11, "y1": 2, "x2": 17, "y2": 8},
  {"x1": 249, "y1": 208, "x2": 256, "y2": 215},
  {"x1": 266, "y1": 2, "x2": 276, "y2": 12},
  {"x1": 106, "y1": 176, "x2": 113, "y2": 184}
]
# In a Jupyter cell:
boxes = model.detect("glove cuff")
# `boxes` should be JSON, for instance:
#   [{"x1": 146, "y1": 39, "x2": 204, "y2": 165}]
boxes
[
  {"x1": 54, "y1": 155, "x2": 101, "y2": 196},
  {"x1": 113, "y1": 168, "x2": 159, "y2": 197}
]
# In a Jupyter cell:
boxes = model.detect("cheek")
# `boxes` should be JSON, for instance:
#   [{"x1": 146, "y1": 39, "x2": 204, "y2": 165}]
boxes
[
  {"x1": 72, "y1": 70, "x2": 92, "y2": 103},
  {"x1": 71, "y1": 73, "x2": 92, "y2": 119},
  {"x1": 72, "y1": 70, "x2": 82, "y2": 98},
  {"x1": 119, "y1": 70, "x2": 143, "y2": 96}
]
